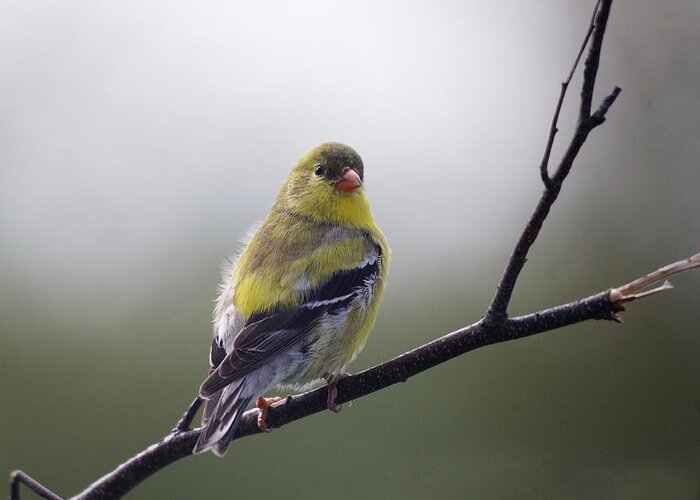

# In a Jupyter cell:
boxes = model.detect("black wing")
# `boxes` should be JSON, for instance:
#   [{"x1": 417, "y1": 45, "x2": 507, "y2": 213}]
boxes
[{"x1": 199, "y1": 254, "x2": 380, "y2": 398}]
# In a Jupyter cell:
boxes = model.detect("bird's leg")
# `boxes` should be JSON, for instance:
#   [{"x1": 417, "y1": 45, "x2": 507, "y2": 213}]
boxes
[
  {"x1": 171, "y1": 396, "x2": 203, "y2": 434},
  {"x1": 10, "y1": 470, "x2": 63, "y2": 500},
  {"x1": 256, "y1": 396, "x2": 283, "y2": 432},
  {"x1": 323, "y1": 372, "x2": 350, "y2": 413}
]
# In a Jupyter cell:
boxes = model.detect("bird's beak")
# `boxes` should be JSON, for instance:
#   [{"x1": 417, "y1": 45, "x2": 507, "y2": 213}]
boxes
[{"x1": 335, "y1": 168, "x2": 362, "y2": 193}]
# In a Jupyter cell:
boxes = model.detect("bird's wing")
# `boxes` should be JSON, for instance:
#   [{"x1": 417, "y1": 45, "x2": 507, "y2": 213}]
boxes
[{"x1": 199, "y1": 250, "x2": 381, "y2": 398}]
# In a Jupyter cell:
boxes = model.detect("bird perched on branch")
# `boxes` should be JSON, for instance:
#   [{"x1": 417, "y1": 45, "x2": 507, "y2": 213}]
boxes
[{"x1": 193, "y1": 142, "x2": 390, "y2": 456}]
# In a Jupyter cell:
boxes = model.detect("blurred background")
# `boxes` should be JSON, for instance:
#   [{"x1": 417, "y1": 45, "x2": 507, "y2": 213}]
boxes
[{"x1": 1, "y1": 1, "x2": 698, "y2": 498}]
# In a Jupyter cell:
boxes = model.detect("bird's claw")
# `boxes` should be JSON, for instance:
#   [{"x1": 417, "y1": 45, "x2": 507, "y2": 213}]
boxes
[
  {"x1": 256, "y1": 396, "x2": 283, "y2": 432},
  {"x1": 324, "y1": 372, "x2": 350, "y2": 413}
]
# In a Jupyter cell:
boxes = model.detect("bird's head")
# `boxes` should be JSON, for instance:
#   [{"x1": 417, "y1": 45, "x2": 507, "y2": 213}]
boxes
[{"x1": 276, "y1": 142, "x2": 373, "y2": 227}]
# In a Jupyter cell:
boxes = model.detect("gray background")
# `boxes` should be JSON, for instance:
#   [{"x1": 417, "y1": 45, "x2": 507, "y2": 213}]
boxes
[{"x1": 1, "y1": 1, "x2": 699, "y2": 498}]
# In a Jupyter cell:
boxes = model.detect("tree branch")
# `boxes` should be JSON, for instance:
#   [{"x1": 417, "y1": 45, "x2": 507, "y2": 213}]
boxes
[
  {"x1": 540, "y1": 0, "x2": 601, "y2": 188},
  {"x1": 9, "y1": 472, "x2": 62, "y2": 500},
  {"x1": 55, "y1": 254, "x2": 700, "y2": 499},
  {"x1": 485, "y1": 0, "x2": 617, "y2": 325},
  {"x1": 11, "y1": 1, "x2": 697, "y2": 499}
]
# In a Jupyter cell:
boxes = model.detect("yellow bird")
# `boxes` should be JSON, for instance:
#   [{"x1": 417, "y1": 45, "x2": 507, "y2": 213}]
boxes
[{"x1": 194, "y1": 142, "x2": 390, "y2": 456}]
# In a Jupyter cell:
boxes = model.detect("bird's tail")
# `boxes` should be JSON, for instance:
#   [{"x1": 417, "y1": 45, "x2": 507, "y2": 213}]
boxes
[{"x1": 193, "y1": 380, "x2": 252, "y2": 457}]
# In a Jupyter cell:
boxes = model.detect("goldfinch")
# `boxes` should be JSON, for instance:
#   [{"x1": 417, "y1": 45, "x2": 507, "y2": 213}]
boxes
[{"x1": 193, "y1": 142, "x2": 390, "y2": 456}]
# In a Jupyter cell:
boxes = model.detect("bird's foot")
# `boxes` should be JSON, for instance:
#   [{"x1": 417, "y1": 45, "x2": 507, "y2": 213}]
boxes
[
  {"x1": 256, "y1": 396, "x2": 283, "y2": 432},
  {"x1": 323, "y1": 372, "x2": 350, "y2": 413}
]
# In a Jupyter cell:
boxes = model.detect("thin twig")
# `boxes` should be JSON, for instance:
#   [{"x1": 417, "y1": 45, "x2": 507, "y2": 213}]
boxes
[
  {"x1": 485, "y1": 0, "x2": 617, "y2": 324},
  {"x1": 590, "y1": 86, "x2": 622, "y2": 125},
  {"x1": 579, "y1": 0, "x2": 611, "y2": 120},
  {"x1": 172, "y1": 396, "x2": 203, "y2": 433},
  {"x1": 540, "y1": 0, "x2": 601, "y2": 187},
  {"x1": 10, "y1": 471, "x2": 62, "y2": 500},
  {"x1": 610, "y1": 252, "x2": 700, "y2": 303}
]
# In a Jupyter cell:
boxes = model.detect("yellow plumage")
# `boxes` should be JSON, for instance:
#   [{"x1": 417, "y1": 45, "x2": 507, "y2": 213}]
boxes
[{"x1": 194, "y1": 142, "x2": 390, "y2": 456}]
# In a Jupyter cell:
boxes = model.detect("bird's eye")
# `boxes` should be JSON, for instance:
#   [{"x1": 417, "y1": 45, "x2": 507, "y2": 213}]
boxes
[{"x1": 314, "y1": 165, "x2": 325, "y2": 176}]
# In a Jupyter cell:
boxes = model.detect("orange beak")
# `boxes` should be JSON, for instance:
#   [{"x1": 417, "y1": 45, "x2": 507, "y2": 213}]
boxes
[{"x1": 335, "y1": 168, "x2": 362, "y2": 193}]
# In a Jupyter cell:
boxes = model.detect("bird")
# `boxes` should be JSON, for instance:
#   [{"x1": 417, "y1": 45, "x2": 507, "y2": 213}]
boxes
[{"x1": 193, "y1": 142, "x2": 390, "y2": 456}]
